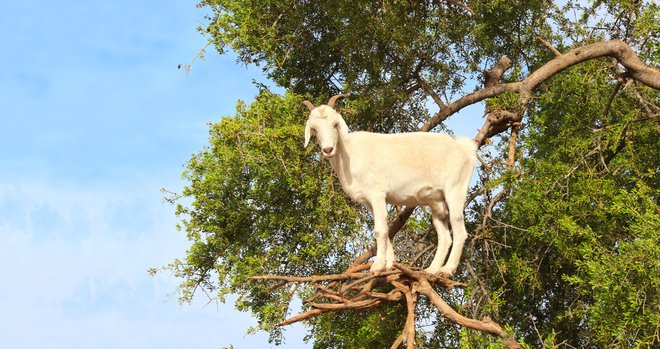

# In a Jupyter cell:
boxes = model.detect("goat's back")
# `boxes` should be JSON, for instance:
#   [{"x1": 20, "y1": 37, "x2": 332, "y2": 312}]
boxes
[
  {"x1": 340, "y1": 132, "x2": 477, "y2": 205},
  {"x1": 346, "y1": 131, "x2": 476, "y2": 168}
]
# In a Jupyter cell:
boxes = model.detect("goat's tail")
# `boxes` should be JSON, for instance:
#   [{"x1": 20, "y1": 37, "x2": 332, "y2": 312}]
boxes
[{"x1": 456, "y1": 137, "x2": 479, "y2": 168}]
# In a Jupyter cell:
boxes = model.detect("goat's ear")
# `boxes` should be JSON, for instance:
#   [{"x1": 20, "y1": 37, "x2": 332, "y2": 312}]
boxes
[
  {"x1": 336, "y1": 118, "x2": 349, "y2": 137},
  {"x1": 304, "y1": 120, "x2": 312, "y2": 147}
]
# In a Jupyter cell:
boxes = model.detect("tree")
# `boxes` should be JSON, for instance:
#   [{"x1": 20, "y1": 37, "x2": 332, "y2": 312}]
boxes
[{"x1": 160, "y1": 1, "x2": 659, "y2": 347}]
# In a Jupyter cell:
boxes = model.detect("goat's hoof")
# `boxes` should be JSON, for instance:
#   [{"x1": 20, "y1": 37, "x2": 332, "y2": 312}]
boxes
[
  {"x1": 437, "y1": 266, "x2": 455, "y2": 277},
  {"x1": 370, "y1": 260, "x2": 387, "y2": 273},
  {"x1": 423, "y1": 267, "x2": 441, "y2": 275}
]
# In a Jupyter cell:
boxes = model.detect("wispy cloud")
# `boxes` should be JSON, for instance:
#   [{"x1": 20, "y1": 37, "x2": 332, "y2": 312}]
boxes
[
  {"x1": 0, "y1": 1, "x2": 308, "y2": 347},
  {"x1": 0, "y1": 179, "x2": 309, "y2": 348}
]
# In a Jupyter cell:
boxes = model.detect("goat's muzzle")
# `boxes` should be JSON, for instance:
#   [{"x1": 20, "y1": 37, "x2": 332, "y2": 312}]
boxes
[{"x1": 322, "y1": 146, "x2": 335, "y2": 158}]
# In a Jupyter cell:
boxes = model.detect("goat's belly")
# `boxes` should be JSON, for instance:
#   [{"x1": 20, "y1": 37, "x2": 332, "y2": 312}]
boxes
[
  {"x1": 340, "y1": 185, "x2": 371, "y2": 206},
  {"x1": 386, "y1": 186, "x2": 444, "y2": 206}
]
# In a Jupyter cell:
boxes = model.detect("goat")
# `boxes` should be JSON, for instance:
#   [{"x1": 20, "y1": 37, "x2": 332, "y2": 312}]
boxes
[{"x1": 302, "y1": 94, "x2": 477, "y2": 276}]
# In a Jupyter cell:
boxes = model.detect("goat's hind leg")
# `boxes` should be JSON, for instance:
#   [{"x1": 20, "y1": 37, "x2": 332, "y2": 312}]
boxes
[
  {"x1": 438, "y1": 188, "x2": 469, "y2": 277},
  {"x1": 424, "y1": 202, "x2": 452, "y2": 275}
]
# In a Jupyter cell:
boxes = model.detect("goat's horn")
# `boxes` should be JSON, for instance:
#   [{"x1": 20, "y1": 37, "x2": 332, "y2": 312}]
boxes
[
  {"x1": 301, "y1": 100, "x2": 316, "y2": 112},
  {"x1": 327, "y1": 93, "x2": 349, "y2": 108}
]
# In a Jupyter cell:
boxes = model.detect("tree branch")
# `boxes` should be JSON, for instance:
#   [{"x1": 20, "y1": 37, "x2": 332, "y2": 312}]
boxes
[
  {"x1": 483, "y1": 56, "x2": 514, "y2": 88},
  {"x1": 444, "y1": 0, "x2": 475, "y2": 15},
  {"x1": 416, "y1": 278, "x2": 522, "y2": 349},
  {"x1": 536, "y1": 36, "x2": 562, "y2": 57},
  {"x1": 420, "y1": 40, "x2": 659, "y2": 142},
  {"x1": 365, "y1": 39, "x2": 658, "y2": 267},
  {"x1": 603, "y1": 80, "x2": 624, "y2": 117},
  {"x1": 253, "y1": 262, "x2": 517, "y2": 348},
  {"x1": 418, "y1": 76, "x2": 448, "y2": 109},
  {"x1": 507, "y1": 123, "x2": 521, "y2": 170},
  {"x1": 391, "y1": 280, "x2": 417, "y2": 349}
]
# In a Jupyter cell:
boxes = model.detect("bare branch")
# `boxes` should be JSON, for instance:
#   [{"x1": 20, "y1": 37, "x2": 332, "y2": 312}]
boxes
[
  {"x1": 483, "y1": 56, "x2": 514, "y2": 88},
  {"x1": 482, "y1": 190, "x2": 509, "y2": 228},
  {"x1": 392, "y1": 280, "x2": 418, "y2": 349},
  {"x1": 416, "y1": 277, "x2": 522, "y2": 349},
  {"x1": 418, "y1": 76, "x2": 447, "y2": 109},
  {"x1": 475, "y1": 109, "x2": 522, "y2": 147},
  {"x1": 254, "y1": 259, "x2": 513, "y2": 348},
  {"x1": 536, "y1": 36, "x2": 562, "y2": 57},
  {"x1": 419, "y1": 40, "x2": 659, "y2": 142},
  {"x1": 179, "y1": 41, "x2": 212, "y2": 74},
  {"x1": 311, "y1": 298, "x2": 381, "y2": 310},
  {"x1": 279, "y1": 308, "x2": 329, "y2": 326},
  {"x1": 403, "y1": 81, "x2": 422, "y2": 96},
  {"x1": 507, "y1": 123, "x2": 521, "y2": 170},
  {"x1": 445, "y1": 0, "x2": 475, "y2": 15}
]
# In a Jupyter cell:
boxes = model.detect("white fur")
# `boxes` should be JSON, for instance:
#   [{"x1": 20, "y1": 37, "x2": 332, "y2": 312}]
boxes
[{"x1": 304, "y1": 104, "x2": 477, "y2": 276}]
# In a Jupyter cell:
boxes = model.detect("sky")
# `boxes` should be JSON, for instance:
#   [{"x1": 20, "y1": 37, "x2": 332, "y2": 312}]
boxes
[
  {"x1": 0, "y1": 1, "x2": 306, "y2": 348},
  {"x1": 0, "y1": 2, "x2": 484, "y2": 348}
]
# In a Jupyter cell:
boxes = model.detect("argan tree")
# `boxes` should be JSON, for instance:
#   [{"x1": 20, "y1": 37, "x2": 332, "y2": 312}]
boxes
[{"x1": 160, "y1": 1, "x2": 659, "y2": 348}]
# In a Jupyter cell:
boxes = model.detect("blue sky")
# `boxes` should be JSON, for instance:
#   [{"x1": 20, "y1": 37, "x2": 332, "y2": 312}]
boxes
[
  {"x1": 0, "y1": 1, "x2": 307, "y2": 348},
  {"x1": 0, "y1": 2, "x2": 485, "y2": 348}
]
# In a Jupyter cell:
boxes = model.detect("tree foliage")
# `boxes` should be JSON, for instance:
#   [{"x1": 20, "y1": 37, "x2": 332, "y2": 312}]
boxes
[
  {"x1": 471, "y1": 60, "x2": 659, "y2": 347},
  {"x1": 165, "y1": 91, "x2": 375, "y2": 342},
  {"x1": 162, "y1": 0, "x2": 659, "y2": 347}
]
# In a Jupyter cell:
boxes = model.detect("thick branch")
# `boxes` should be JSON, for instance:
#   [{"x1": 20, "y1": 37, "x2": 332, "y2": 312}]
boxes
[
  {"x1": 475, "y1": 109, "x2": 522, "y2": 146},
  {"x1": 391, "y1": 281, "x2": 417, "y2": 349},
  {"x1": 416, "y1": 278, "x2": 522, "y2": 349},
  {"x1": 394, "y1": 263, "x2": 466, "y2": 289},
  {"x1": 524, "y1": 40, "x2": 659, "y2": 91},
  {"x1": 419, "y1": 40, "x2": 660, "y2": 138},
  {"x1": 483, "y1": 56, "x2": 513, "y2": 88},
  {"x1": 256, "y1": 264, "x2": 513, "y2": 348},
  {"x1": 311, "y1": 298, "x2": 381, "y2": 310},
  {"x1": 507, "y1": 123, "x2": 521, "y2": 169}
]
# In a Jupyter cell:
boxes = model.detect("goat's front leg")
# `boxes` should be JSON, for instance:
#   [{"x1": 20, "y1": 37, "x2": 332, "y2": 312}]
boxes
[{"x1": 369, "y1": 194, "x2": 394, "y2": 273}]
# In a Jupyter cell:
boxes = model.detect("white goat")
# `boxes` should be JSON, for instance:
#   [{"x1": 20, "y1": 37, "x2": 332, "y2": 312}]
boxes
[{"x1": 303, "y1": 94, "x2": 478, "y2": 276}]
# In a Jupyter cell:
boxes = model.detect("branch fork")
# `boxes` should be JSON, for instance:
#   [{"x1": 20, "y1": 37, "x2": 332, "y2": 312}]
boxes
[{"x1": 251, "y1": 261, "x2": 520, "y2": 349}]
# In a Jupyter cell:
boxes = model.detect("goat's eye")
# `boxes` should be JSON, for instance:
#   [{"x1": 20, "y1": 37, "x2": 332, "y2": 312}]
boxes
[{"x1": 333, "y1": 123, "x2": 339, "y2": 128}]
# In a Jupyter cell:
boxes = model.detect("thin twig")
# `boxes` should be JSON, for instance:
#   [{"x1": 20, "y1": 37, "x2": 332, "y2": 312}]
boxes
[
  {"x1": 179, "y1": 42, "x2": 212, "y2": 74},
  {"x1": 445, "y1": 0, "x2": 475, "y2": 15},
  {"x1": 536, "y1": 36, "x2": 562, "y2": 57},
  {"x1": 418, "y1": 76, "x2": 447, "y2": 109}
]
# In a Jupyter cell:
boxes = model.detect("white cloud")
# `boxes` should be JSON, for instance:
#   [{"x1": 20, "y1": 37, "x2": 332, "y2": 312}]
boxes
[
  {"x1": 0, "y1": 1, "x2": 309, "y2": 347},
  {"x1": 0, "y1": 179, "x2": 309, "y2": 348}
]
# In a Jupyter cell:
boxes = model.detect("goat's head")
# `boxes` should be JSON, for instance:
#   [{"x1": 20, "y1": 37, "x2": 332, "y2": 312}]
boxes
[{"x1": 302, "y1": 94, "x2": 349, "y2": 159}]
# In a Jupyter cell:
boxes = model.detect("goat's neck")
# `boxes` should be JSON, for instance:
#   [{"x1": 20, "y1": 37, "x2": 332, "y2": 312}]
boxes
[{"x1": 329, "y1": 134, "x2": 353, "y2": 187}]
